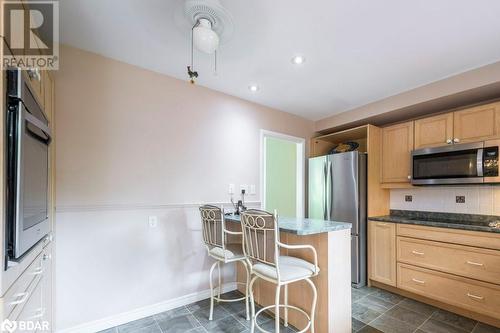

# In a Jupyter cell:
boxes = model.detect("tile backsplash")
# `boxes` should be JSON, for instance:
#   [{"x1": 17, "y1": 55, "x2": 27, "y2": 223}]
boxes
[{"x1": 390, "y1": 186, "x2": 500, "y2": 216}]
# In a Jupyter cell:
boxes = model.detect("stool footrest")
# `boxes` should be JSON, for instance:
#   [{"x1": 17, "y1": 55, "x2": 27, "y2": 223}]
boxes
[
  {"x1": 254, "y1": 304, "x2": 311, "y2": 333},
  {"x1": 212, "y1": 282, "x2": 247, "y2": 303}
]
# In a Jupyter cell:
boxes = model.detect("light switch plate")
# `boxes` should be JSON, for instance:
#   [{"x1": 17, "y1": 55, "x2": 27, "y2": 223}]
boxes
[
  {"x1": 148, "y1": 216, "x2": 158, "y2": 228},
  {"x1": 250, "y1": 185, "x2": 256, "y2": 195},
  {"x1": 228, "y1": 184, "x2": 235, "y2": 194}
]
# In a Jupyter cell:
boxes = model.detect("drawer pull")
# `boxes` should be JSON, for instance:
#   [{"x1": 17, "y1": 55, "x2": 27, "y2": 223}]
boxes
[
  {"x1": 32, "y1": 266, "x2": 44, "y2": 275},
  {"x1": 30, "y1": 308, "x2": 45, "y2": 319},
  {"x1": 467, "y1": 292, "x2": 484, "y2": 301},
  {"x1": 10, "y1": 292, "x2": 29, "y2": 305},
  {"x1": 412, "y1": 250, "x2": 425, "y2": 256},
  {"x1": 412, "y1": 278, "x2": 425, "y2": 285},
  {"x1": 466, "y1": 260, "x2": 484, "y2": 267}
]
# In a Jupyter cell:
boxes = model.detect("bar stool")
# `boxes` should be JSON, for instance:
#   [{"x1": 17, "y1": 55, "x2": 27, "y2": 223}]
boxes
[
  {"x1": 199, "y1": 205, "x2": 251, "y2": 321},
  {"x1": 241, "y1": 209, "x2": 319, "y2": 333}
]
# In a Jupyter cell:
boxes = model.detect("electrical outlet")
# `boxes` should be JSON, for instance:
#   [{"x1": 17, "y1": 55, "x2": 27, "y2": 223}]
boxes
[
  {"x1": 228, "y1": 184, "x2": 235, "y2": 194},
  {"x1": 405, "y1": 195, "x2": 413, "y2": 202},
  {"x1": 148, "y1": 216, "x2": 158, "y2": 228},
  {"x1": 250, "y1": 184, "x2": 256, "y2": 195},
  {"x1": 456, "y1": 195, "x2": 466, "y2": 204},
  {"x1": 240, "y1": 184, "x2": 248, "y2": 194}
]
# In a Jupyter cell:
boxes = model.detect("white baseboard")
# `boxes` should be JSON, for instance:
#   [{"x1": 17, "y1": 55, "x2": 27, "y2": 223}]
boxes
[{"x1": 57, "y1": 283, "x2": 237, "y2": 333}]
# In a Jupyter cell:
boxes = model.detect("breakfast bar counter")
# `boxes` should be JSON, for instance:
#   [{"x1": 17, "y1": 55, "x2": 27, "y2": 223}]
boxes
[{"x1": 225, "y1": 214, "x2": 352, "y2": 333}]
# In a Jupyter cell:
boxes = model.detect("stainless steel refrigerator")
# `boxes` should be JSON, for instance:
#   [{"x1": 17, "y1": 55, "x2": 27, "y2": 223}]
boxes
[{"x1": 308, "y1": 151, "x2": 367, "y2": 287}]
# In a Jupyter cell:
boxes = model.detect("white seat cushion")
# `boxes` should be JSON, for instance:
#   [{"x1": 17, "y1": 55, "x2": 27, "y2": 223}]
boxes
[
  {"x1": 252, "y1": 256, "x2": 318, "y2": 282},
  {"x1": 209, "y1": 244, "x2": 245, "y2": 260}
]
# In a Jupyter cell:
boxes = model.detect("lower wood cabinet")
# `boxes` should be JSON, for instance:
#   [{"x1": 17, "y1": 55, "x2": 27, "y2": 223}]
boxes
[
  {"x1": 398, "y1": 263, "x2": 500, "y2": 321},
  {"x1": 397, "y1": 236, "x2": 500, "y2": 285},
  {"x1": 15, "y1": 277, "x2": 43, "y2": 333},
  {"x1": 368, "y1": 221, "x2": 396, "y2": 286},
  {"x1": 369, "y1": 222, "x2": 500, "y2": 325},
  {"x1": 0, "y1": 240, "x2": 53, "y2": 330}
]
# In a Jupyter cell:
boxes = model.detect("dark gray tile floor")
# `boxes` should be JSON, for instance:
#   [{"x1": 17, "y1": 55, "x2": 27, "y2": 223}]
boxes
[
  {"x1": 98, "y1": 290, "x2": 297, "y2": 333},
  {"x1": 99, "y1": 288, "x2": 500, "y2": 333},
  {"x1": 352, "y1": 286, "x2": 500, "y2": 333}
]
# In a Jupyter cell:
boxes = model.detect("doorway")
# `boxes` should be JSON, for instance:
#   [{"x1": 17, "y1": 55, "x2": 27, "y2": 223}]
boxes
[{"x1": 260, "y1": 130, "x2": 305, "y2": 218}]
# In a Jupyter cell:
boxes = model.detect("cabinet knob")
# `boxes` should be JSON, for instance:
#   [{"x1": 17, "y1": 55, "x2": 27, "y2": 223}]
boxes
[
  {"x1": 43, "y1": 254, "x2": 51, "y2": 261},
  {"x1": 407, "y1": 175, "x2": 411, "y2": 180},
  {"x1": 446, "y1": 139, "x2": 452, "y2": 144},
  {"x1": 453, "y1": 138, "x2": 460, "y2": 143}
]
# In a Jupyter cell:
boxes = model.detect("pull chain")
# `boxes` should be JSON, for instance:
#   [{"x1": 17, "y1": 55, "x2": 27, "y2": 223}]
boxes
[
  {"x1": 187, "y1": 22, "x2": 199, "y2": 84},
  {"x1": 214, "y1": 50, "x2": 217, "y2": 75},
  {"x1": 191, "y1": 23, "x2": 194, "y2": 70}
]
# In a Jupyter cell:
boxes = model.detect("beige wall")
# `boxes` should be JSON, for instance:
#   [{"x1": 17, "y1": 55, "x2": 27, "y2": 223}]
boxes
[{"x1": 55, "y1": 45, "x2": 314, "y2": 331}]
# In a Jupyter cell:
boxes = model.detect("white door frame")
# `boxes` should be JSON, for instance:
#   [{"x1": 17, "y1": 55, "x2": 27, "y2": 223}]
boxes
[{"x1": 260, "y1": 129, "x2": 305, "y2": 218}]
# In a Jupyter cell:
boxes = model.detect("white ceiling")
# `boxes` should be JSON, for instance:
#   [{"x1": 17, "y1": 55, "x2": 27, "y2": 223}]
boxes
[{"x1": 60, "y1": 0, "x2": 500, "y2": 121}]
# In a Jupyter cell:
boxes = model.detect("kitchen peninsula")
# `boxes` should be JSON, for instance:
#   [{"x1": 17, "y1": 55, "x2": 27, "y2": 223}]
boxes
[{"x1": 226, "y1": 214, "x2": 352, "y2": 333}]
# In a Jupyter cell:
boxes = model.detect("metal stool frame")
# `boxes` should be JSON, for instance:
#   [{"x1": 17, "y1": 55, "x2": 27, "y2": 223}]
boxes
[
  {"x1": 241, "y1": 209, "x2": 319, "y2": 333},
  {"x1": 199, "y1": 205, "x2": 251, "y2": 321}
]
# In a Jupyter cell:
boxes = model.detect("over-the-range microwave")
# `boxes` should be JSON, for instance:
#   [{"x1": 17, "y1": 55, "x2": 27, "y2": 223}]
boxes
[{"x1": 411, "y1": 140, "x2": 499, "y2": 185}]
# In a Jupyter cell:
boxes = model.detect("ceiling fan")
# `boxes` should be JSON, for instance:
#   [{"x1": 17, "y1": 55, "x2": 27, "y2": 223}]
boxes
[{"x1": 183, "y1": 0, "x2": 234, "y2": 84}]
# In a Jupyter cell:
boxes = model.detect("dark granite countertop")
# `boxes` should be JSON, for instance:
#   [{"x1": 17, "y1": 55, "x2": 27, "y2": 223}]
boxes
[
  {"x1": 225, "y1": 213, "x2": 351, "y2": 236},
  {"x1": 370, "y1": 210, "x2": 500, "y2": 233}
]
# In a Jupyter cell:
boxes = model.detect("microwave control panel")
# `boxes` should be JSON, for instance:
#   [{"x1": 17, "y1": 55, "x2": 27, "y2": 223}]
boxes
[{"x1": 484, "y1": 147, "x2": 499, "y2": 177}]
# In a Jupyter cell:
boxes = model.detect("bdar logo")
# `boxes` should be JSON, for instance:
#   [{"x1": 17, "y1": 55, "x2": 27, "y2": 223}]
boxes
[{"x1": 1, "y1": 319, "x2": 17, "y2": 333}]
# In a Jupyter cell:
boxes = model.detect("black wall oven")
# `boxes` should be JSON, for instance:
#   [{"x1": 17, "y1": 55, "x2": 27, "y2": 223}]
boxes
[
  {"x1": 5, "y1": 69, "x2": 51, "y2": 262},
  {"x1": 412, "y1": 141, "x2": 500, "y2": 185}
]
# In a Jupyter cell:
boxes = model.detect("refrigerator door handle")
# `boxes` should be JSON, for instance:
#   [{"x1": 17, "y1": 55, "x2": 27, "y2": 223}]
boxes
[
  {"x1": 323, "y1": 161, "x2": 328, "y2": 220},
  {"x1": 326, "y1": 160, "x2": 332, "y2": 220}
]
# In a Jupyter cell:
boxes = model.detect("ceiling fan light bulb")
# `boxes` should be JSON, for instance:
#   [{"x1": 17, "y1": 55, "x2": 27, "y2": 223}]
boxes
[{"x1": 193, "y1": 18, "x2": 219, "y2": 54}]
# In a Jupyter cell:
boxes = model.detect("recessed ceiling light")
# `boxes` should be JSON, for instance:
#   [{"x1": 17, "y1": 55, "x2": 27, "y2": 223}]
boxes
[
  {"x1": 248, "y1": 85, "x2": 259, "y2": 92},
  {"x1": 291, "y1": 55, "x2": 305, "y2": 65}
]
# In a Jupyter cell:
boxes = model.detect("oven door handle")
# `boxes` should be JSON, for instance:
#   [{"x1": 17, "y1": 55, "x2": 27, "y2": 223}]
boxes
[
  {"x1": 477, "y1": 148, "x2": 484, "y2": 177},
  {"x1": 24, "y1": 111, "x2": 51, "y2": 145}
]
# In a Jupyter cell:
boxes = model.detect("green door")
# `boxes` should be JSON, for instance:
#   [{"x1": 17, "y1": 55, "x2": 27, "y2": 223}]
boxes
[{"x1": 265, "y1": 137, "x2": 297, "y2": 217}]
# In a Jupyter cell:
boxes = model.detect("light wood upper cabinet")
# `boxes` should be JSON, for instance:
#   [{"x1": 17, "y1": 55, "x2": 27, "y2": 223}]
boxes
[
  {"x1": 414, "y1": 112, "x2": 454, "y2": 149},
  {"x1": 369, "y1": 221, "x2": 397, "y2": 286},
  {"x1": 453, "y1": 102, "x2": 500, "y2": 143},
  {"x1": 381, "y1": 121, "x2": 414, "y2": 183}
]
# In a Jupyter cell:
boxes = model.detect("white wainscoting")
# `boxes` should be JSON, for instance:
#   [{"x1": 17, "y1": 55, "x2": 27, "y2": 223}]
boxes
[{"x1": 55, "y1": 202, "x2": 259, "y2": 332}]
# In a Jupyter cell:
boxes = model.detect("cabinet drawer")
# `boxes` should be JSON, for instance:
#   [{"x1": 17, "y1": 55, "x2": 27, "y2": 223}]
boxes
[
  {"x1": 15, "y1": 277, "x2": 43, "y2": 333},
  {"x1": 3, "y1": 252, "x2": 43, "y2": 318},
  {"x1": 397, "y1": 224, "x2": 500, "y2": 250},
  {"x1": 397, "y1": 237, "x2": 500, "y2": 284},
  {"x1": 398, "y1": 264, "x2": 500, "y2": 320}
]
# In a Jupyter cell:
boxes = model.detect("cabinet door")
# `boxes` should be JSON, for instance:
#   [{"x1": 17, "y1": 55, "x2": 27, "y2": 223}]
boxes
[
  {"x1": 369, "y1": 221, "x2": 397, "y2": 286},
  {"x1": 414, "y1": 113, "x2": 453, "y2": 149},
  {"x1": 41, "y1": 243, "x2": 53, "y2": 332},
  {"x1": 454, "y1": 102, "x2": 500, "y2": 143},
  {"x1": 381, "y1": 121, "x2": 414, "y2": 183},
  {"x1": 43, "y1": 71, "x2": 54, "y2": 122}
]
